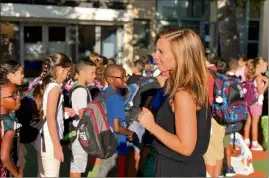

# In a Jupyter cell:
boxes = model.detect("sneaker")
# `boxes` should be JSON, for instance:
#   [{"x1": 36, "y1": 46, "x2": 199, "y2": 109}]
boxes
[
  {"x1": 251, "y1": 143, "x2": 263, "y2": 151},
  {"x1": 226, "y1": 167, "x2": 236, "y2": 177},
  {"x1": 244, "y1": 139, "x2": 250, "y2": 147}
]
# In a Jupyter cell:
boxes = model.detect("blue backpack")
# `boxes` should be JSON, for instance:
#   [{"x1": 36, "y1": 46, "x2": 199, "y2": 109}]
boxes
[{"x1": 209, "y1": 70, "x2": 247, "y2": 125}]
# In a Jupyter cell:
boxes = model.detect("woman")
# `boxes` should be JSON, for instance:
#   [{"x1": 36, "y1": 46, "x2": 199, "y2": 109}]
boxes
[{"x1": 138, "y1": 28, "x2": 211, "y2": 177}]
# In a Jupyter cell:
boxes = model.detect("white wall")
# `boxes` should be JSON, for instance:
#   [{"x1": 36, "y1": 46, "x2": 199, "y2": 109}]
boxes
[
  {"x1": 0, "y1": 3, "x2": 131, "y2": 23},
  {"x1": 259, "y1": 0, "x2": 269, "y2": 59}
]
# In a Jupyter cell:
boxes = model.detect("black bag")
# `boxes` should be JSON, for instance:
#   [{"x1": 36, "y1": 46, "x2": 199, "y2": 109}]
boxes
[{"x1": 15, "y1": 89, "x2": 46, "y2": 144}]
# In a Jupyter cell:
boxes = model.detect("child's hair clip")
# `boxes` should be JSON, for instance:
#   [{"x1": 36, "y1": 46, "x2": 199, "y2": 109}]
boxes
[{"x1": 39, "y1": 80, "x2": 43, "y2": 85}]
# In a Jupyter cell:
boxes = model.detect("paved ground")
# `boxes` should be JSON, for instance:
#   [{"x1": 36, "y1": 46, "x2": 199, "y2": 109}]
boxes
[{"x1": 23, "y1": 144, "x2": 268, "y2": 177}]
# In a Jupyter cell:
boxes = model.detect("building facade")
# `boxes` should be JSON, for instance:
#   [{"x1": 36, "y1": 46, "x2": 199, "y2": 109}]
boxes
[
  {"x1": 0, "y1": 0, "x2": 157, "y2": 77},
  {"x1": 156, "y1": 0, "x2": 265, "y2": 59}
]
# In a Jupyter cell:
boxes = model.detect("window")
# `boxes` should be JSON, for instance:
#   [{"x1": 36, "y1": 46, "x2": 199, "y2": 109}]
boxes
[
  {"x1": 49, "y1": 27, "x2": 66, "y2": 42},
  {"x1": 133, "y1": 19, "x2": 150, "y2": 49},
  {"x1": 247, "y1": 43, "x2": 258, "y2": 59},
  {"x1": 162, "y1": 6, "x2": 177, "y2": 20},
  {"x1": 24, "y1": 26, "x2": 42, "y2": 43},
  {"x1": 188, "y1": 0, "x2": 205, "y2": 18},
  {"x1": 248, "y1": 21, "x2": 259, "y2": 41}
]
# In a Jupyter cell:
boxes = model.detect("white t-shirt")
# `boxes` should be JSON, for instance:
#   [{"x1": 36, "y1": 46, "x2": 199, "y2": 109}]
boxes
[
  {"x1": 34, "y1": 82, "x2": 64, "y2": 152},
  {"x1": 71, "y1": 87, "x2": 92, "y2": 127}
]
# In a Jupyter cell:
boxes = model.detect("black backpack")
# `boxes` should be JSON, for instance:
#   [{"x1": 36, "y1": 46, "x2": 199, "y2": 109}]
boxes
[
  {"x1": 124, "y1": 77, "x2": 161, "y2": 126},
  {"x1": 15, "y1": 88, "x2": 46, "y2": 144}
]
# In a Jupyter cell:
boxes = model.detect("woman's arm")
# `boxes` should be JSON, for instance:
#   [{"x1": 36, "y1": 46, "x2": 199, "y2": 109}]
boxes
[
  {"x1": 140, "y1": 90, "x2": 197, "y2": 156},
  {"x1": 1, "y1": 130, "x2": 19, "y2": 177},
  {"x1": 256, "y1": 75, "x2": 268, "y2": 94}
]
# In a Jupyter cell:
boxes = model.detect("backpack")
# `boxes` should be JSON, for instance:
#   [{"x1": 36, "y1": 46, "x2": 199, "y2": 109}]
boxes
[
  {"x1": 243, "y1": 79, "x2": 258, "y2": 106},
  {"x1": 73, "y1": 91, "x2": 118, "y2": 159},
  {"x1": 124, "y1": 77, "x2": 161, "y2": 126},
  {"x1": 15, "y1": 88, "x2": 46, "y2": 144},
  {"x1": 62, "y1": 84, "x2": 92, "y2": 144},
  {"x1": 209, "y1": 70, "x2": 247, "y2": 125}
]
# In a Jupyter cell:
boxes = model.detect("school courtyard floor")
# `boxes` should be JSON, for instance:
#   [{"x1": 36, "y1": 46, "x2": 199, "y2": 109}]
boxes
[{"x1": 23, "y1": 144, "x2": 268, "y2": 177}]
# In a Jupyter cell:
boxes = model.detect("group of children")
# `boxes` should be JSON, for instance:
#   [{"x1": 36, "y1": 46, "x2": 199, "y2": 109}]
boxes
[
  {"x1": 0, "y1": 41, "x2": 268, "y2": 177},
  {"x1": 0, "y1": 51, "x2": 162, "y2": 177},
  {"x1": 204, "y1": 55, "x2": 268, "y2": 177}
]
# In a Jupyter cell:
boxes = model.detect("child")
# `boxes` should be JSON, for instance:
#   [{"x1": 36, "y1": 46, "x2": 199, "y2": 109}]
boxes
[
  {"x1": 69, "y1": 59, "x2": 96, "y2": 177},
  {"x1": 204, "y1": 60, "x2": 225, "y2": 177},
  {"x1": 127, "y1": 60, "x2": 145, "y2": 85},
  {"x1": 244, "y1": 57, "x2": 268, "y2": 151},
  {"x1": 223, "y1": 58, "x2": 239, "y2": 176},
  {"x1": 235, "y1": 55, "x2": 248, "y2": 82},
  {"x1": 32, "y1": 53, "x2": 72, "y2": 177},
  {"x1": 98, "y1": 64, "x2": 135, "y2": 177},
  {"x1": 0, "y1": 59, "x2": 26, "y2": 174},
  {"x1": 0, "y1": 83, "x2": 22, "y2": 177},
  {"x1": 0, "y1": 59, "x2": 24, "y2": 86}
]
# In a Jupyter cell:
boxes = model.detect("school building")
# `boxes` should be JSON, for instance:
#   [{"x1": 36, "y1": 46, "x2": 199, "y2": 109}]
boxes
[{"x1": 0, "y1": 0, "x2": 268, "y2": 77}]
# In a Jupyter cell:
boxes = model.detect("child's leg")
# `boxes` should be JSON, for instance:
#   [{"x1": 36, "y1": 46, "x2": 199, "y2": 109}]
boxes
[
  {"x1": 244, "y1": 112, "x2": 252, "y2": 144},
  {"x1": 70, "y1": 138, "x2": 88, "y2": 177},
  {"x1": 225, "y1": 145, "x2": 232, "y2": 168},
  {"x1": 37, "y1": 151, "x2": 61, "y2": 177},
  {"x1": 126, "y1": 121, "x2": 145, "y2": 176},
  {"x1": 251, "y1": 115, "x2": 261, "y2": 142}
]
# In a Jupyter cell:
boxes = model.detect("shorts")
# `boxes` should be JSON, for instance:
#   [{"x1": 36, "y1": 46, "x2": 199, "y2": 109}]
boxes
[
  {"x1": 248, "y1": 103, "x2": 263, "y2": 117},
  {"x1": 204, "y1": 119, "x2": 225, "y2": 166},
  {"x1": 70, "y1": 136, "x2": 88, "y2": 173},
  {"x1": 98, "y1": 154, "x2": 126, "y2": 177},
  {"x1": 127, "y1": 121, "x2": 145, "y2": 152},
  {"x1": 223, "y1": 134, "x2": 231, "y2": 148}
]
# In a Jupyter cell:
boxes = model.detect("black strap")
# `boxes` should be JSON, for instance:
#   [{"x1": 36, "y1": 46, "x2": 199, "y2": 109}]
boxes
[
  {"x1": 70, "y1": 84, "x2": 91, "y2": 106},
  {"x1": 208, "y1": 68, "x2": 218, "y2": 79}
]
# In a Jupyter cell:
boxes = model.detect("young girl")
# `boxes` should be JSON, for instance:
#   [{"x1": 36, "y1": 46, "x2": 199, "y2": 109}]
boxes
[
  {"x1": 0, "y1": 83, "x2": 22, "y2": 177},
  {"x1": 32, "y1": 53, "x2": 72, "y2": 177},
  {"x1": 138, "y1": 28, "x2": 211, "y2": 177},
  {"x1": 0, "y1": 59, "x2": 26, "y2": 175},
  {"x1": 244, "y1": 57, "x2": 268, "y2": 151},
  {"x1": 0, "y1": 60, "x2": 24, "y2": 86}
]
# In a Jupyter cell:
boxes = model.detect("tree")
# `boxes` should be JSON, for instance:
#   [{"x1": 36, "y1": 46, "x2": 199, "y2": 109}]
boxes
[{"x1": 216, "y1": 0, "x2": 241, "y2": 61}]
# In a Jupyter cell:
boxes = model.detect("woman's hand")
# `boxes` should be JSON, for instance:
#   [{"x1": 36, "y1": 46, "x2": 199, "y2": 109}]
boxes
[
  {"x1": 54, "y1": 144, "x2": 64, "y2": 162},
  {"x1": 138, "y1": 107, "x2": 156, "y2": 132}
]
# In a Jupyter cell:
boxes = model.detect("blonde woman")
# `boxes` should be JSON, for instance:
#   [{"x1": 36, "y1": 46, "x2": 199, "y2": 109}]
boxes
[{"x1": 138, "y1": 28, "x2": 211, "y2": 177}]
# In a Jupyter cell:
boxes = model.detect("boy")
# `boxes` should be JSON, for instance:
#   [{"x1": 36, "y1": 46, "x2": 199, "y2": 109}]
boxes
[
  {"x1": 127, "y1": 60, "x2": 145, "y2": 85},
  {"x1": 70, "y1": 59, "x2": 96, "y2": 177},
  {"x1": 223, "y1": 58, "x2": 239, "y2": 177},
  {"x1": 98, "y1": 64, "x2": 135, "y2": 177},
  {"x1": 204, "y1": 60, "x2": 226, "y2": 177}
]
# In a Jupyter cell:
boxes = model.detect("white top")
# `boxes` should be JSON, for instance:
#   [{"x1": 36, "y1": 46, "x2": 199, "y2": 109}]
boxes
[
  {"x1": 235, "y1": 66, "x2": 247, "y2": 82},
  {"x1": 34, "y1": 82, "x2": 64, "y2": 152},
  {"x1": 71, "y1": 87, "x2": 91, "y2": 127}
]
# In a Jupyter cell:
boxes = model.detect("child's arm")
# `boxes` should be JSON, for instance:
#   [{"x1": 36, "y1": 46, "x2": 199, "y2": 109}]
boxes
[
  {"x1": 256, "y1": 75, "x2": 268, "y2": 95},
  {"x1": 46, "y1": 86, "x2": 64, "y2": 162},
  {"x1": 113, "y1": 119, "x2": 135, "y2": 141},
  {"x1": 1, "y1": 130, "x2": 20, "y2": 177}
]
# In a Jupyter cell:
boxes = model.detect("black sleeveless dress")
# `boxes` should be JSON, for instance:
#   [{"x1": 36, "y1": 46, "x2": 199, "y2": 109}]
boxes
[{"x1": 153, "y1": 99, "x2": 211, "y2": 177}]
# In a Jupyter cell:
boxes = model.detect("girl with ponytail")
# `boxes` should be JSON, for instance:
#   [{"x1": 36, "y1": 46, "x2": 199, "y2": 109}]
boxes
[{"x1": 32, "y1": 53, "x2": 72, "y2": 177}]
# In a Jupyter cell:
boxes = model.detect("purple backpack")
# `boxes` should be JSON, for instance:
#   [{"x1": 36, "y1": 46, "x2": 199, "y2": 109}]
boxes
[{"x1": 243, "y1": 80, "x2": 258, "y2": 106}]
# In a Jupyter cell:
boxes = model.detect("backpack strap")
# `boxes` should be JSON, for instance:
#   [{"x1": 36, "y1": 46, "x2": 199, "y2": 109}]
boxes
[
  {"x1": 69, "y1": 84, "x2": 91, "y2": 106},
  {"x1": 208, "y1": 69, "x2": 218, "y2": 79},
  {"x1": 104, "y1": 90, "x2": 117, "y2": 99}
]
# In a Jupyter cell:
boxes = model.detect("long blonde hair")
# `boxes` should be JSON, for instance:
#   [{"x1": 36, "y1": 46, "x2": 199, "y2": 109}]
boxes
[
  {"x1": 247, "y1": 57, "x2": 267, "y2": 80},
  {"x1": 158, "y1": 28, "x2": 208, "y2": 107}
]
